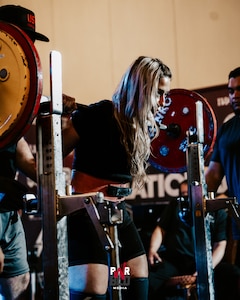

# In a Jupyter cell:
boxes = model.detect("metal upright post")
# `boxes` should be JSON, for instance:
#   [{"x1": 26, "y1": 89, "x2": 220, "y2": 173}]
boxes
[
  {"x1": 109, "y1": 224, "x2": 122, "y2": 300},
  {"x1": 187, "y1": 101, "x2": 214, "y2": 300},
  {"x1": 37, "y1": 50, "x2": 69, "y2": 299}
]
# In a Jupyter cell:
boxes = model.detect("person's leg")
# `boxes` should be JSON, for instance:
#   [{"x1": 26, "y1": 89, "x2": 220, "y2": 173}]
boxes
[
  {"x1": 126, "y1": 254, "x2": 148, "y2": 278},
  {"x1": 0, "y1": 272, "x2": 30, "y2": 299},
  {"x1": 121, "y1": 254, "x2": 148, "y2": 300},
  {"x1": 116, "y1": 204, "x2": 149, "y2": 300},
  {"x1": 148, "y1": 260, "x2": 180, "y2": 300},
  {"x1": 122, "y1": 277, "x2": 148, "y2": 300},
  {"x1": 69, "y1": 264, "x2": 108, "y2": 296},
  {"x1": 67, "y1": 211, "x2": 109, "y2": 298},
  {"x1": 0, "y1": 212, "x2": 30, "y2": 298},
  {"x1": 234, "y1": 240, "x2": 240, "y2": 267},
  {"x1": 70, "y1": 291, "x2": 107, "y2": 300},
  {"x1": 214, "y1": 262, "x2": 240, "y2": 300}
]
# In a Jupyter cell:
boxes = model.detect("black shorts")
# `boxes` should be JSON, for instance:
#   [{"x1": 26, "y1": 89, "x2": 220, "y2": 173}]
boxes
[{"x1": 67, "y1": 201, "x2": 145, "y2": 266}]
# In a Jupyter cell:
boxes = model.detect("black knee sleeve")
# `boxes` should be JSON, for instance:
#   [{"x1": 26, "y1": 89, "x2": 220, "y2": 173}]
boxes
[
  {"x1": 122, "y1": 277, "x2": 149, "y2": 300},
  {"x1": 70, "y1": 291, "x2": 106, "y2": 300}
]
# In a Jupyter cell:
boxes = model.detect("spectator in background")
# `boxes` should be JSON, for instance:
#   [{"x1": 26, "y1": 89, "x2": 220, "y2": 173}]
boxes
[
  {"x1": 205, "y1": 66, "x2": 240, "y2": 267},
  {"x1": 148, "y1": 180, "x2": 240, "y2": 300}
]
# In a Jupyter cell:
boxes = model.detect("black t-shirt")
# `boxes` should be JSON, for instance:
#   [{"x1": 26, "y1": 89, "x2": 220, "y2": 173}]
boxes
[
  {"x1": 0, "y1": 144, "x2": 17, "y2": 179},
  {"x1": 157, "y1": 199, "x2": 227, "y2": 273},
  {"x1": 71, "y1": 100, "x2": 131, "y2": 182},
  {"x1": 210, "y1": 115, "x2": 240, "y2": 239},
  {"x1": 211, "y1": 115, "x2": 240, "y2": 201}
]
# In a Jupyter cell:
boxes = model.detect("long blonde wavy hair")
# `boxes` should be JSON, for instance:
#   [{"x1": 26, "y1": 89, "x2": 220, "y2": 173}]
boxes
[{"x1": 112, "y1": 56, "x2": 172, "y2": 188}]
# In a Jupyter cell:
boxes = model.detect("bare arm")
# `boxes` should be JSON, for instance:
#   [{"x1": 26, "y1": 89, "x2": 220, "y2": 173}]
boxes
[
  {"x1": 15, "y1": 137, "x2": 36, "y2": 182},
  {"x1": 205, "y1": 162, "x2": 226, "y2": 267},
  {"x1": 212, "y1": 240, "x2": 227, "y2": 268},
  {"x1": 148, "y1": 226, "x2": 165, "y2": 265},
  {"x1": 62, "y1": 118, "x2": 80, "y2": 157},
  {"x1": 0, "y1": 247, "x2": 4, "y2": 273},
  {"x1": 205, "y1": 161, "x2": 224, "y2": 193}
]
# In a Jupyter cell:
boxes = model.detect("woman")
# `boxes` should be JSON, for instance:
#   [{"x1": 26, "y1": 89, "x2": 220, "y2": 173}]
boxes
[{"x1": 62, "y1": 56, "x2": 172, "y2": 299}]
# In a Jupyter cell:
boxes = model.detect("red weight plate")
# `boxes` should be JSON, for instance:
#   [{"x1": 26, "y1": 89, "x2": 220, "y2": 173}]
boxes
[
  {"x1": 0, "y1": 21, "x2": 42, "y2": 149},
  {"x1": 149, "y1": 89, "x2": 217, "y2": 173}
]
